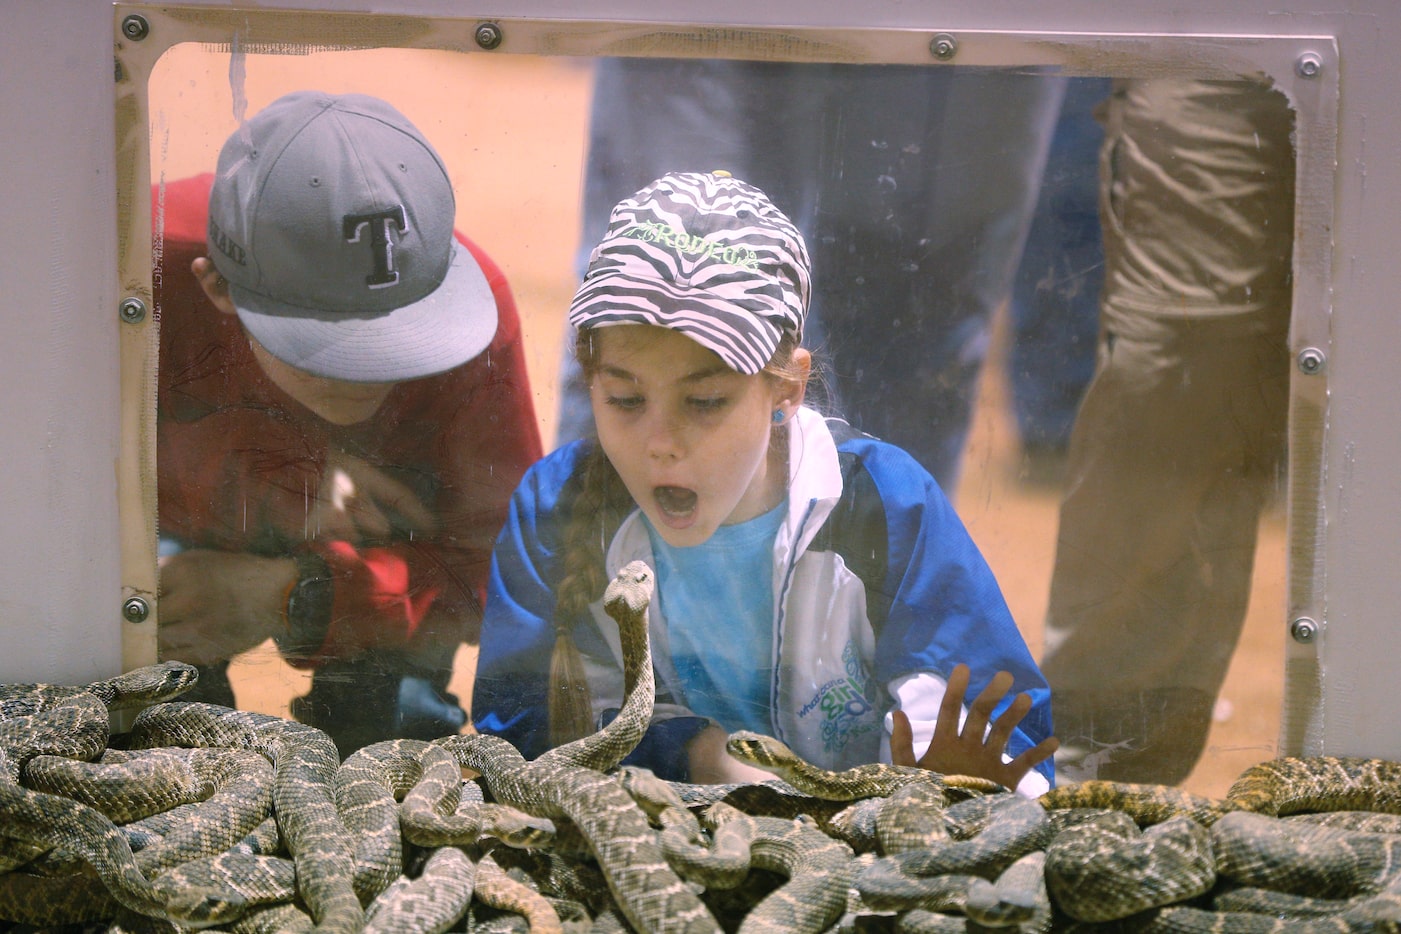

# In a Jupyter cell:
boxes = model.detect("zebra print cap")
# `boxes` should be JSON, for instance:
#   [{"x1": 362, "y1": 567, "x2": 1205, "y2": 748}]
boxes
[{"x1": 568, "y1": 171, "x2": 811, "y2": 375}]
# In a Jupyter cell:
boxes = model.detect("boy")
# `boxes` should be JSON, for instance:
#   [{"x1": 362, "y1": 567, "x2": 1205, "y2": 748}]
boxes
[{"x1": 155, "y1": 91, "x2": 542, "y2": 756}]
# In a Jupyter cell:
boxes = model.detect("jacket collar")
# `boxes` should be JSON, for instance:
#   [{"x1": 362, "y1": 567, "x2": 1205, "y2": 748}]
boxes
[{"x1": 777, "y1": 406, "x2": 843, "y2": 557}]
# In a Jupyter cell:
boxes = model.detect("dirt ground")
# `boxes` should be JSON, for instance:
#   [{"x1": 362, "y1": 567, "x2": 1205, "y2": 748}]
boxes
[{"x1": 149, "y1": 47, "x2": 1285, "y2": 799}]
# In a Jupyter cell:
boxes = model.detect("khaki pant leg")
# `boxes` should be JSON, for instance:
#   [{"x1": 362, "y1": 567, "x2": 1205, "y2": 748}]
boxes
[{"x1": 1041, "y1": 78, "x2": 1294, "y2": 785}]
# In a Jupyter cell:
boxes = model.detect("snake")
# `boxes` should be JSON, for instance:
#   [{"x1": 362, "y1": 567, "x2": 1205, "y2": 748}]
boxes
[
  {"x1": 335, "y1": 736, "x2": 554, "y2": 905},
  {"x1": 855, "y1": 793, "x2": 1053, "y2": 917},
  {"x1": 361, "y1": 844, "x2": 479, "y2": 934},
  {"x1": 11, "y1": 606, "x2": 1401, "y2": 933},
  {"x1": 334, "y1": 739, "x2": 449, "y2": 904},
  {"x1": 133, "y1": 747, "x2": 276, "y2": 876},
  {"x1": 468, "y1": 851, "x2": 565, "y2": 934},
  {"x1": 725, "y1": 730, "x2": 1005, "y2": 802},
  {"x1": 23, "y1": 746, "x2": 213, "y2": 823},
  {"x1": 619, "y1": 765, "x2": 755, "y2": 890},
  {"x1": 127, "y1": 699, "x2": 364, "y2": 933},
  {"x1": 0, "y1": 662, "x2": 261, "y2": 928},
  {"x1": 705, "y1": 801, "x2": 857, "y2": 934},
  {"x1": 964, "y1": 849, "x2": 1052, "y2": 931},
  {"x1": 1224, "y1": 756, "x2": 1401, "y2": 817},
  {"x1": 1037, "y1": 757, "x2": 1401, "y2": 929},
  {"x1": 438, "y1": 559, "x2": 723, "y2": 934},
  {"x1": 1043, "y1": 810, "x2": 1216, "y2": 922},
  {"x1": 1, "y1": 662, "x2": 199, "y2": 845}
]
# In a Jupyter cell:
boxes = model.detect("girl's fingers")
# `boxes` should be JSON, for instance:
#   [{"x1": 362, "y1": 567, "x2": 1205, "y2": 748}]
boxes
[
  {"x1": 932, "y1": 664, "x2": 971, "y2": 743},
  {"x1": 986, "y1": 690, "x2": 1033, "y2": 751},
  {"x1": 1008, "y1": 736, "x2": 1061, "y2": 775},
  {"x1": 962, "y1": 669, "x2": 1012, "y2": 742},
  {"x1": 889, "y1": 709, "x2": 917, "y2": 767}
]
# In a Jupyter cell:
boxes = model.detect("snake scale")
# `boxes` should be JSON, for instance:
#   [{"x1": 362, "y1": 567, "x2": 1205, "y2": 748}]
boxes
[{"x1": 7, "y1": 567, "x2": 1401, "y2": 931}]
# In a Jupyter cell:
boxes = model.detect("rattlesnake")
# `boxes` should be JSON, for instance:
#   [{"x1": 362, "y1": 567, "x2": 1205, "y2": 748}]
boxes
[
  {"x1": 1036, "y1": 757, "x2": 1401, "y2": 927},
  {"x1": 437, "y1": 559, "x2": 723, "y2": 934},
  {"x1": 1043, "y1": 810, "x2": 1216, "y2": 921},
  {"x1": 0, "y1": 662, "x2": 262, "y2": 928},
  {"x1": 334, "y1": 736, "x2": 553, "y2": 906},
  {"x1": 11, "y1": 592, "x2": 1401, "y2": 932},
  {"x1": 127, "y1": 700, "x2": 364, "y2": 933},
  {"x1": 705, "y1": 801, "x2": 857, "y2": 934},
  {"x1": 725, "y1": 730, "x2": 1005, "y2": 801}
]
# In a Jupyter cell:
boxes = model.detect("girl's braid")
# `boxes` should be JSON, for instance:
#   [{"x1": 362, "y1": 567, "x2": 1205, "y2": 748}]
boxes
[{"x1": 548, "y1": 440, "x2": 633, "y2": 747}]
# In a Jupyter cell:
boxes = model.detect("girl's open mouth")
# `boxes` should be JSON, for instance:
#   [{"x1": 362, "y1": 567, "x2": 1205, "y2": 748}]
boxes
[{"x1": 653, "y1": 485, "x2": 698, "y2": 519}]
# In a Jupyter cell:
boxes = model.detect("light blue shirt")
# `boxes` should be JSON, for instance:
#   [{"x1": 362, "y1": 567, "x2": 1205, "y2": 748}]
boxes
[{"x1": 644, "y1": 501, "x2": 787, "y2": 733}]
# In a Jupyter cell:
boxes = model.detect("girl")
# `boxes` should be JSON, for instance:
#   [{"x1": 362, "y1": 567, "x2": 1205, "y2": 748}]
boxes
[{"x1": 473, "y1": 171, "x2": 1057, "y2": 793}]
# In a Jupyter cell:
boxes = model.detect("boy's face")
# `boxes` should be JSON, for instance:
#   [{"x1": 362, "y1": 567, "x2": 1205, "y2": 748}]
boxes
[
  {"x1": 589, "y1": 325, "x2": 789, "y2": 548},
  {"x1": 250, "y1": 338, "x2": 396, "y2": 425},
  {"x1": 195, "y1": 256, "x2": 397, "y2": 425}
]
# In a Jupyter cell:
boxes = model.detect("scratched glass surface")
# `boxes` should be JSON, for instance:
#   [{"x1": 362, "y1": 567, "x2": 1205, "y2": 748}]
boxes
[{"x1": 145, "y1": 42, "x2": 1291, "y2": 793}]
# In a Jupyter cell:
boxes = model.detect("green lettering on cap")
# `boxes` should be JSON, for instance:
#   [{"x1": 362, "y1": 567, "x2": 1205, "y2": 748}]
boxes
[{"x1": 618, "y1": 223, "x2": 758, "y2": 269}]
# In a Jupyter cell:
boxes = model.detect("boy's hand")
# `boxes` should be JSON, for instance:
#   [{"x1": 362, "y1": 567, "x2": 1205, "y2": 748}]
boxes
[
  {"x1": 309, "y1": 452, "x2": 437, "y2": 544},
  {"x1": 890, "y1": 663, "x2": 1058, "y2": 790},
  {"x1": 157, "y1": 550, "x2": 296, "y2": 666}
]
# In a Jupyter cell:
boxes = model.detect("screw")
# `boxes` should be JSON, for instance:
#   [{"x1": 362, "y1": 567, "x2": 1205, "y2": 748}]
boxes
[
  {"x1": 930, "y1": 33, "x2": 958, "y2": 61},
  {"x1": 122, "y1": 596, "x2": 150, "y2": 624},
  {"x1": 1290, "y1": 616, "x2": 1319, "y2": 644},
  {"x1": 1297, "y1": 346, "x2": 1326, "y2": 375},
  {"x1": 119, "y1": 297, "x2": 147, "y2": 324},
  {"x1": 121, "y1": 13, "x2": 150, "y2": 41},
  {"x1": 1296, "y1": 52, "x2": 1323, "y2": 78},
  {"x1": 475, "y1": 22, "x2": 503, "y2": 51}
]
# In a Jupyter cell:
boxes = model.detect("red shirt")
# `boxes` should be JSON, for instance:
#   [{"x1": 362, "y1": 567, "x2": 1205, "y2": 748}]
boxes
[{"x1": 155, "y1": 174, "x2": 542, "y2": 668}]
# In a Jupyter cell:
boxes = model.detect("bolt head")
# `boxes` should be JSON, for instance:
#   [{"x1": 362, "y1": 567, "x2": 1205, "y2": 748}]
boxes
[
  {"x1": 122, "y1": 596, "x2": 150, "y2": 624},
  {"x1": 1296, "y1": 347, "x2": 1326, "y2": 375},
  {"x1": 1296, "y1": 53, "x2": 1323, "y2": 78},
  {"x1": 119, "y1": 297, "x2": 147, "y2": 324},
  {"x1": 930, "y1": 33, "x2": 958, "y2": 61},
  {"x1": 475, "y1": 22, "x2": 503, "y2": 50},
  {"x1": 121, "y1": 14, "x2": 150, "y2": 41},
  {"x1": 1290, "y1": 617, "x2": 1319, "y2": 644}
]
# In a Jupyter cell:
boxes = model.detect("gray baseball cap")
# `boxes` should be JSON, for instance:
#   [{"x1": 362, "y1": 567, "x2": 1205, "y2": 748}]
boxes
[{"x1": 206, "y1": 91, "x2": 497, "y2": 383}]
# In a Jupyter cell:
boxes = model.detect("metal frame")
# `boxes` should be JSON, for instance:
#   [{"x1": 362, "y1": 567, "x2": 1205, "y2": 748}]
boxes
[{"x1": 9, "y1": 0, "x2": 1398, "y2": 764}]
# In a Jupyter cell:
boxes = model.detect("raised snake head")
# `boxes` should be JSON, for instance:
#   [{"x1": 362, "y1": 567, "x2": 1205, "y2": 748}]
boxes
[{"x1": 603, "y1": 560, "x2": 655, "y2": 632}]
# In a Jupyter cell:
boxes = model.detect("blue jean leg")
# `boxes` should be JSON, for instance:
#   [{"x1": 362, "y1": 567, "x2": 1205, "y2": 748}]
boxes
[
  {"x1": 807, "y1": 68, "x2": 1066, "y2": 488},
  {"x1": 1007, "y1": 77, "x2": 1111, "y2": 452}
]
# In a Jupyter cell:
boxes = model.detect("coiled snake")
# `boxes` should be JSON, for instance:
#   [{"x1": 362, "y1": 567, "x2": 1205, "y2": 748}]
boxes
[
  {"x1": 436, "y1": 560, "x2": 724, "y2": 934},
  {"x1": 9, "y1": 576, "x2": 1401, "y2": 931}
]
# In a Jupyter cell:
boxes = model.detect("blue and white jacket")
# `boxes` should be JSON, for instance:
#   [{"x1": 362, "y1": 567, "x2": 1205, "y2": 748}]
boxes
[{"x1": 473, "y1": 407, "x2": 1054, "y2": 791}]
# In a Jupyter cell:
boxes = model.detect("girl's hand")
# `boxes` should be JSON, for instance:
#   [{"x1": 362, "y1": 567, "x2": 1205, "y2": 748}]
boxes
[{"x1": 890, "y1": 663, "x2": 1058, "y2": 790}]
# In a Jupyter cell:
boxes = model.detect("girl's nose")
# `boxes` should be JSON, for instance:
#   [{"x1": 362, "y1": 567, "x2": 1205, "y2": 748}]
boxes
[{"x1": 645, "y1": 413, "x2": 684, "y2": 461}]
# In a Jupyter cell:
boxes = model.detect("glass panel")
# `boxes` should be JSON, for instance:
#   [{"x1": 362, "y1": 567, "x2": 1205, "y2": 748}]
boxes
[{"x1": 121, "y1": 14, "x2": 1332, "y2": 799}]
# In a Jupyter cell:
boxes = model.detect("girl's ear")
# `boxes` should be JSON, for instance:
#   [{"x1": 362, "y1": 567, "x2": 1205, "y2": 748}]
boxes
[
  {"x1": 191, "y1": 256, "x2": 237, "y2": 315},
  {"x1": 773, "y1": 347, "x2": 812, "y2": 416}
]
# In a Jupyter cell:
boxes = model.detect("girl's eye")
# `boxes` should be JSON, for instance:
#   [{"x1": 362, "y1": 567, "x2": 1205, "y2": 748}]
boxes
[
  {"x1": 605, "y1": 395, "x2": 644, "y2": 411},
  {"x1": 688, "y1": 396, "x2": 728, "y2": 412}
]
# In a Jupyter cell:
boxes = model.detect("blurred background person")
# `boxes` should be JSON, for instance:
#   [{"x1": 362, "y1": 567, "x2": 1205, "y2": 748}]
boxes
[{"x1": 1039, "y1": 78, "x2": 1295, "y2": 784}]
